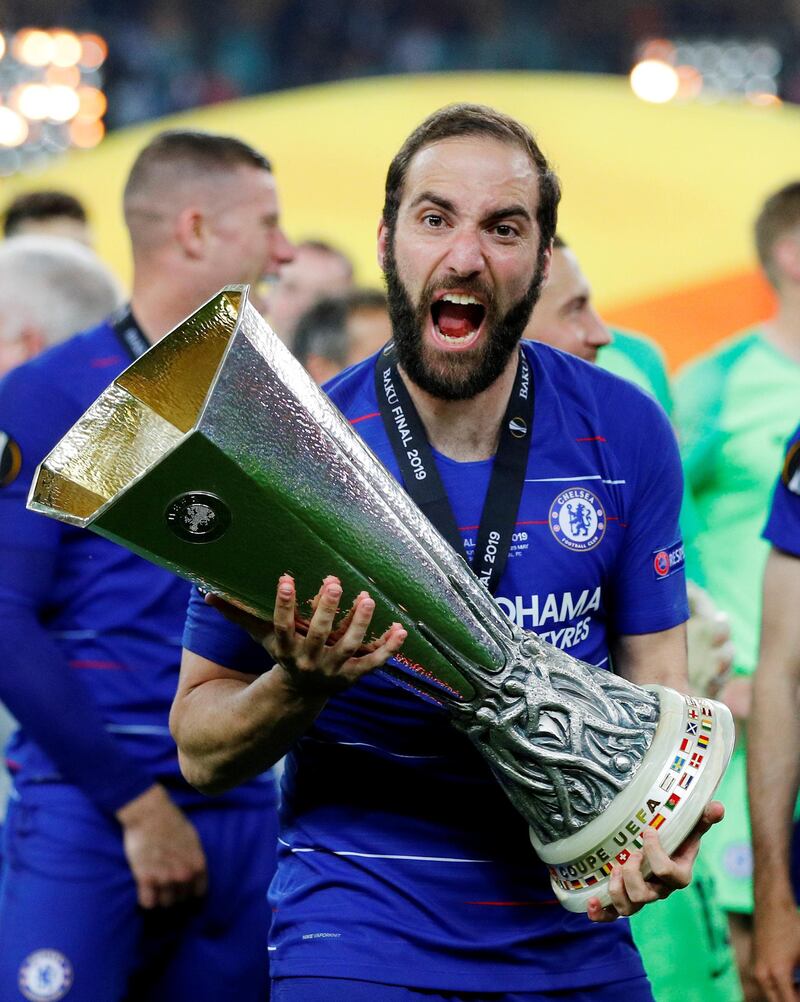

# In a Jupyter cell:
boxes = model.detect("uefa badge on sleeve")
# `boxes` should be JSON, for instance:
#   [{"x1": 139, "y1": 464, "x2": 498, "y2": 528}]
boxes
[
  {"x1": 0, "y1": 430, "x2": 22, "y2": 488},
  {"x1": 783, "y1": 440, "x2": 800, "y2": 495},
  {"x1": 549, "y1": 488, "x2": 606, "y2": 551}
]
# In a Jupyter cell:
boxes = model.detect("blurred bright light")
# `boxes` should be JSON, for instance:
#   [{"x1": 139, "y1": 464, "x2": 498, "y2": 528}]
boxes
[
  {"x1": 0, "y1": 107, "x2": 29, "y2": 147},
  {"x1": 69, "y1": 117, "x2": 105, "y2": 148},
  {"x1": 750, "y1": 43, "x2": 781, "y2": 76},
  {"x1": 79, "y1": 34, "x2": 107, "y2": 70},
  {"x1": 747, "y1": 92, "x2": 782, "y2": 108},
  {"x1": 14, "y1": 29, "x2": 54, "y2": 67},
  {"x1": 14, "y1": 82, "x2": 51, "y2": 120},
  {"x1": 77, "y1": 85, "x2": 107, "y2": 120},
  {"x1": 638, "y1": 36, "x2": 782, "y2": 107},
  {"x1": 676, "y1": 65, "x2": 703, "y2": 99},
  {"x1": 0, "y1": 149, "x2": 22, "y2": 176},
  {"x1": 630, "y1": 59, "x2": 680, "y2": 103},
  {"x1": 47, "y1": 84, "x2": 81, "y2": 122},
  {"x1": 0, "y1": 26, "x2": 108, "y2": 173},
  {"x1": 51, "y1": 30, "x2": 82, "y2": 68},
  {"x1": 639, "y1": 39, "x2": 676, "y2": 64},
  {"x1": 45, "y1": 65, "x2": 81, "y2": 87},
  {"x1": 746, "y1": 74, "x2": 778, "y2": 97}
]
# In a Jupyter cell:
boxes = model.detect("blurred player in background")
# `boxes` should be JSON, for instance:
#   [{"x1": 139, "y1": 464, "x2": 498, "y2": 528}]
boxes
[
  {"x1": 749, "y1": 423, "x2": 800, "y2": 1002},
  {"x1": 0, "y1": 235, "x2": 122, "y2": 378},
  {"x1": 525, "y1": 234, "x2": 741, "y2": 1001},
  {"x1": 266, "y1": 238, "x2": 354, "y2": 345},
  {"x1": 0, "y1": 234, "x2": 122, "y2": 819},
  {"x1": 0, "y1": 130, "x2": 293, "y2": 1002},
  {"x1": 674, "y1": 182, "x2": 800, "y2": 999},
  {"x1": 3, "y1": 190, "x2": 93, "y2": 247},
  {"x1": 293, "y1": 288, "x2": 391, "y2": 383}
]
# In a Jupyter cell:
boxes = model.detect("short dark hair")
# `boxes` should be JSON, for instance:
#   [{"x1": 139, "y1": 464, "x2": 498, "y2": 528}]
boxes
[
  {"x1": 383, "y1": 104, "x2": 560, "y2": 248},
  {"x1": 3, "y1": 190, "x2": 87, "y2": 237},
  {"x1": 755, "y1": 181, "x2": 800, "y2": 287},
  {"x1": 296, "y1": 239, "x2": 354, "y2": 279},
  {"x1": 344, "y1": 288, "x2": 388, "y2": 313},
  {"x1": 553, "y1": 234, "x2": 567, "y2": 249},
  {"x1": 124, "y1": 130, "x2": 272, "y2": 206},
  {"x1": 293, "y1": 289, "x2": 388, "y2": 366},
  {"x1": 293, "y1": 296, "x2": 349, "y2": 367}
]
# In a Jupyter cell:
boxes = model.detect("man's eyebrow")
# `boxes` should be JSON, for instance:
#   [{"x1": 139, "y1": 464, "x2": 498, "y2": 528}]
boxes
[
  {"x1": 483, "y1": 205, "x2": 532, "y2": 225},
  {"x1": 559, "y1": 294, "x2": 589, "y2": 314},
  {"x1": 408, "y1": 192, "x2": 457, "y2": 213}
]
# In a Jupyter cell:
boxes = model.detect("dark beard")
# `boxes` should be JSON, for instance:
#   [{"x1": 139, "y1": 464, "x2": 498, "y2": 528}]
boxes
[{"x1": 383, "y1": 236, "x2": 547, "y2": 401}]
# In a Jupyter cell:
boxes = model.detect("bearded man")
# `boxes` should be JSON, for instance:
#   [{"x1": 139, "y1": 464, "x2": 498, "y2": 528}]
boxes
[{"x1": 170, "y1": 104, "x2": 721, "y2": 1002}]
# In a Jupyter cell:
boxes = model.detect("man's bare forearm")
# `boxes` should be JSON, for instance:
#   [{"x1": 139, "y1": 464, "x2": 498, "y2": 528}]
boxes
[
  {"x1": 749, "y1": 549, "x2": 800, "y2": 912},
  {"x1": 170, "y1": 656, "x2": 328, "y2": 794}
]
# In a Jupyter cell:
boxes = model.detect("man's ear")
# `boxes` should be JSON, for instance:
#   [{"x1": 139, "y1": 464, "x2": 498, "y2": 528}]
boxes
[
  {"x1": 377, "y1": 219, "x2": 388, "y2": 272},
  {"x1": 540, "y1": 241, "x2": 553, "y2": 285},
  {"x1": 19, "y1": 326, "x2": 45, "y2": 360},
  {"x1": 772, "y1": 234, "x2": 800, "y2": 284},
  {"x1": 174, "y1": 207, "x2": 206, "y2": 260}
]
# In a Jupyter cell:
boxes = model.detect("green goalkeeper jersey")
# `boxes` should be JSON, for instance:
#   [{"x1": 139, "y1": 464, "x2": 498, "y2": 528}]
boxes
[
  {"x1": 598, "y1": 328, "x2": 673, "y2": 415},
  {"x1": 601, "y1": 329, "x2": 743, "y2": 998},
  {"x1": 675, "y1": 327, "x2": 800, "y2": 676},
  {"x1": 599, "y1": 329, "x2": 705, "y2": 586}
]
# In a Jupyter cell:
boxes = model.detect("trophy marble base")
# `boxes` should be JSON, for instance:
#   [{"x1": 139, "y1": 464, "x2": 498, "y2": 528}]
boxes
[{"x1": 532, "y1": 687, "x2": 734, "y2": 912}]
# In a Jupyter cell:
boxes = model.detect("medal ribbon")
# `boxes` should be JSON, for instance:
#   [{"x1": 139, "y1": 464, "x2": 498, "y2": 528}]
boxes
[
  {"x1": 110, "y1": 306, "x2": 150, "y2": 360},
  {"x1": 374, "y1": 342, "x2": 534, "y2": 593}
]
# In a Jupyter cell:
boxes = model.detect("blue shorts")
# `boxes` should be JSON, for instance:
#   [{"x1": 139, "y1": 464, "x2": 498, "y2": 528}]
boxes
[
  {"x1": 272, "y1": 976, "x2": 655, "y2": 1001},
  {"x1": 0, "y1": 782, "x2": 277, "y2": 1002}
]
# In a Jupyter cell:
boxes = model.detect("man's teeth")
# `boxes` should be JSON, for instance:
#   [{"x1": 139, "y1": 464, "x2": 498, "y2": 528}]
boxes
[
  {"x1": 436, "y1": 327, "x2": 479, "y2": 343},
  {"x1": 440, "y1": 294, "x2": 482, "y2": 305}
]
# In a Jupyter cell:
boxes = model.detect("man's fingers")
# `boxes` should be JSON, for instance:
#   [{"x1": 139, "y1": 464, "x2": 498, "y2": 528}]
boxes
[
  {"x1": 346, "y1": 622, "x2": 407, "y2": 675},
  {"x1": 586, "y1": 896, "x2": 620, "y2": 923},
  {"x1": 640, "y1": 828, "x2": 688, "y2": 888},
  {"x1": 333, "y1": 593, "x2": 376, "y2": 658},
  {"x1": 672, "y1": 800, "x2": 725, "y2": 862},
  {"x1": 756, "y1": 964, "x2": 796, "y2": 1002},
  {"x1": 272, "y1": 575, "x2": 298, "y2": 657},
  {"x1": 137, "y1": 878, "x2": 157, "y2": 910},
  {"x1": 303, "y1": 579, "x2": 343, "y2": 659},
  {"x1": 333, "y1": 591, "x2": 370, "y2": 639}
]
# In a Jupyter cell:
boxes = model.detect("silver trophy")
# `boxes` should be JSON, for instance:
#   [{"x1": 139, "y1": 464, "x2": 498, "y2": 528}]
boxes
[{"x1": 28, "y1": 286, "x2": 734, "y2": 912}]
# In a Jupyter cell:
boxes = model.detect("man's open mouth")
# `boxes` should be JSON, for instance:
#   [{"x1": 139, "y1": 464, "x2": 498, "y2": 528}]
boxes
[{"x1": 430, "y1": 294, "x2": 486, "y2": 346}]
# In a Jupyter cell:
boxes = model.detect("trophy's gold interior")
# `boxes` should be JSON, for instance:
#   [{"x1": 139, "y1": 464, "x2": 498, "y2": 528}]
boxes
[{"x1": 29, "y1": 288, "x2": 243, "y2": 524}]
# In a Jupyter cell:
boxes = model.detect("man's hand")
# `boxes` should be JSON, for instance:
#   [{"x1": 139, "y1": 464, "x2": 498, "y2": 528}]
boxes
[
  {"x1": 586, "y1": 800, "x2": 724, "y2": 922},
  {"x1": 206, "y1": 574, "x2": 407, "y2": 697},
  {"x1": 116, "y1": 783, "x2": 207, "y2": 909},
  {"x1": 717, "y1": 675, "x2": 753, "y2": 722},
  {"x1": 686, "y1": 581, "x2": 735, "y2": 698},
  {"x1": 754, "y1": 902, "x2": 800, "y2": 1002}
]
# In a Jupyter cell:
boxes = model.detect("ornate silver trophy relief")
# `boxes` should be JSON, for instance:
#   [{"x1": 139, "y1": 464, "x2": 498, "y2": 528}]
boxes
[{"x1": 28, "y1": 286, "x2": 734, "y2": 912}]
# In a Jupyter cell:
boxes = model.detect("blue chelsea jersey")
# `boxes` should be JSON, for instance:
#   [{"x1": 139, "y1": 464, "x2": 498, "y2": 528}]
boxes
[
  {"x1": 183, "y1": 341, "x2": 688, "y2": 991},
  {"x1": 0, "y1": 321, "x2": 274, "y2": 808},
  {"x1": 764, "y1": 422, "x2": 800, "y2": 557}
]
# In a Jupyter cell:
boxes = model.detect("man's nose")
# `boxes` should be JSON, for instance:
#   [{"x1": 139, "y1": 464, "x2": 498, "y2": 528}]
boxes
[
  {"x1": 445, "y1": 228, "x2": 486, "y2": 277},
  {"x1": 269, "y1": 228, "x2": 295, "y2": 273},
  {"x1": 585, "y1": 310, "x2": 612, "y2": 347}
]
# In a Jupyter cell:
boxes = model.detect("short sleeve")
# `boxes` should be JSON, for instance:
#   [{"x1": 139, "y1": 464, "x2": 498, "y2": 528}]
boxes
[
  {"x1": 0, "y1": 363, "x2": 76, "y2": 557},
  {"x1": 609, "y1": 397, "x2": 689, "y2": 635},
  {"x1": 763, "y1": 424, "x2": 800, "y2": 558},
  {"x1": 183, "y1": 585, "x2": 273, "y2": 674}
]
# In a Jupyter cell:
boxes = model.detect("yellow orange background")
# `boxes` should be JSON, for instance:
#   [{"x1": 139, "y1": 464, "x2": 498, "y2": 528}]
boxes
[{"x1": 4, "y1": 72, "x2": 796, "y2": 369}]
